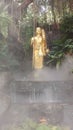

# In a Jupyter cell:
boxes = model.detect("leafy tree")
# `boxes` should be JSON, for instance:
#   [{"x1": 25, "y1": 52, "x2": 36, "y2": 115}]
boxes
[
  {"x1": 0, "y1": 2, "x2": 12, "y2": 38},
  {"x1": 47, "y1": 14, "x2": 73, "y2": 68}
]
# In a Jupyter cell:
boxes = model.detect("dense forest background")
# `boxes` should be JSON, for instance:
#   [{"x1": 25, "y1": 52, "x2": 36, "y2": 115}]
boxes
[{"x1": 0, "y1": 0, "x2": 73, "y2": 68}]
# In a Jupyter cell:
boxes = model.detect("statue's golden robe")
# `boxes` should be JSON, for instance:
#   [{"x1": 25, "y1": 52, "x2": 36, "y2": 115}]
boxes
[{"x1": 31, "y1": 27, "x2": 49, "y2": 69}]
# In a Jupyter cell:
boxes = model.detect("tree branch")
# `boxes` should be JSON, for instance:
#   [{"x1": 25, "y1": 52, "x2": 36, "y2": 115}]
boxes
[{"x1": 18, "y1": 0, "x2": 33, "y2": 10}]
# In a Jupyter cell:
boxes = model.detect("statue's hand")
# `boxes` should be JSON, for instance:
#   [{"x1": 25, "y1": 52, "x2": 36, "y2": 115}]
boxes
[
  {"x1": 46, "y1": 49, "x2": 49, "y2": 54},
  {"x1": 31, "y1": 37, "x2": 34, "y2": 45}
]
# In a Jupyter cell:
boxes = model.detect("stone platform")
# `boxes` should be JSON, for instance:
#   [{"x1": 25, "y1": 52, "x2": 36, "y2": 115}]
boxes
[
  {"x1": 0, "y1": 80, "x2": 72, "y2": 130},
  {"x1": 10, "y1": 81, "x2": 73, "y2": 104}
]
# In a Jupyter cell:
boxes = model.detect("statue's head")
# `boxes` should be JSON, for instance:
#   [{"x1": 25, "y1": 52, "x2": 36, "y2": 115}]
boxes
[{"x1": 36, "y1": 27, "x2": 42, "y2": 35}]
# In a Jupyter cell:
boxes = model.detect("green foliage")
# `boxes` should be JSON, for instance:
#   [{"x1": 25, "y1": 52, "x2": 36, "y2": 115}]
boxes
[
  {"x1": 8, "y1": 119, "x2": 69, "y2": 130},
  {"x1": 0, "y1": 12, "x2": 10, "y2": 37},
  {"x1": 0, "y1": 40, "x2": 8, "y2": 58},
  {"x1": 36, "y1": 124, "x2": 51, "y2": 130},
  {"x1": 60, "y1": 14, "x2": 73, "y2": 38},
  {"x1": 17, "y1": 0, "x2": 24, "y2": 3},
  {"x1": 0, "y1": 2, "x2": 12, "y2": 38},
  {"x1": 20, "y1": 25, "x2": 33, "y2": 56},
  {"x1": 47, "y1": 14, "x2": 73, "y2": 67},
  {"x1": 0, "y1": 39, "x2": 19, "y2": 69},
  {"x1": 9, "y1": 119, "x2": 37, "y2": 130},
  {"x1": 47, "y1": 41, "x2": 65, "y2": 68},
  {"x1": 20, "y1": 8, "x2": 33, "y2": 55},
  {"x1": 0, "y1": 2, "x2": 19, "y2": 69},
  {"x1": 47, "y1": 38, "x2": 73, "y2": 67},
  {"x1": 19, "y1": 3, "x2": 37, "y2": 56}
]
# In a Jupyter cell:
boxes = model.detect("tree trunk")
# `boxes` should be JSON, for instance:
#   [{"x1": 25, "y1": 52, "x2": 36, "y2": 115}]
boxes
[
  {"x1": 18, "y1": 0, "x2": 33, "y2": 11},
  {"x1": 5, "y1": 0, "x2": 19, "y2": 39},
  {"x1": 51, "y1": 0, "x2": 56, "y2": 24},
  {"x1": 69, "y1": 0, "x2": 73, "y2": 12}
]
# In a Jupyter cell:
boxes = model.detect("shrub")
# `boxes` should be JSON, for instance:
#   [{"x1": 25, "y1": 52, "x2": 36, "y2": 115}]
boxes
[
  {"x1": 60, "y1": 14, "x2": 73, "y2": 38},
  {"x1": 47, "y1": 14, "x2": 73, "y2": 67},
  {"x1": 8, "y1": 119, "x2": 70, "y2": 130}
]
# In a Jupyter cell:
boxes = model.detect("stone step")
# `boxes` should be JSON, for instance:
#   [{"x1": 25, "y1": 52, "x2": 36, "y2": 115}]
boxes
[{"x1": 10, "y1": 81, "x2": 73, "y2": 104}]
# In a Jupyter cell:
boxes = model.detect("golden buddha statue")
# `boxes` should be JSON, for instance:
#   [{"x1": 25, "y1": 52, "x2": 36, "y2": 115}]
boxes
[{"x1": 31, "y1": 27, "x2": 49, "y2": 69}]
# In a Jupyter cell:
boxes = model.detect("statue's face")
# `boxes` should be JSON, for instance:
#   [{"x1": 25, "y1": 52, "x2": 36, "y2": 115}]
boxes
[{"x1": 36, "y1": 27, "x2": 42, "y2": 35}]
